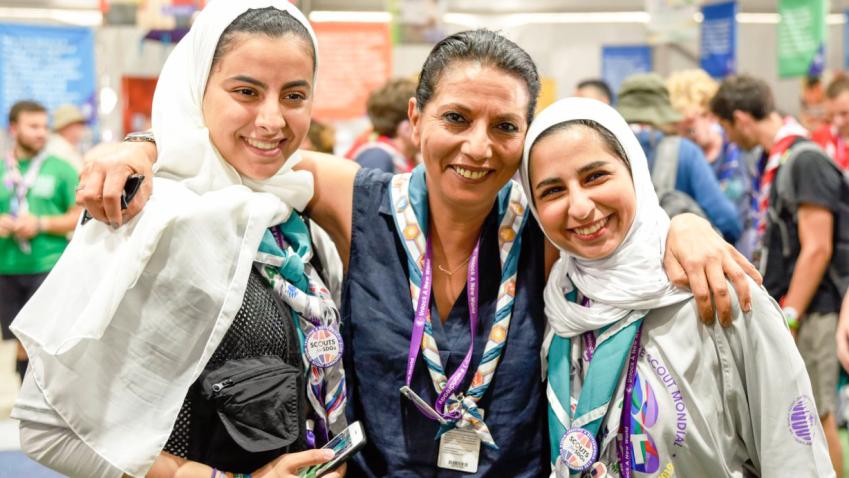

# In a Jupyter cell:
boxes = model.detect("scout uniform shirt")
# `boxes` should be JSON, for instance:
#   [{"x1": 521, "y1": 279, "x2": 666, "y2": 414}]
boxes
[{"x1": 568, "y1": 286, "x2": 833, "y2": 477}]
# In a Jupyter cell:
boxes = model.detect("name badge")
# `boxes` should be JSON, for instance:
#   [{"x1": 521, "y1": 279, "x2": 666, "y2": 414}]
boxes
[
  {"x1": 304, "y1": 326, "x2": 342, "y2": 368},
  {"x1": 437, "y1": 410, "x2": 483, "y2": 474}
]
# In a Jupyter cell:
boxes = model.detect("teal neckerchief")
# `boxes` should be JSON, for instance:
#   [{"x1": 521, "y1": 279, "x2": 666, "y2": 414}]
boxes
[
  {"x1": 258, "y1": 212, "x2": 312, "y2": 293},
  {"x1": 547, "y1": 289, "x2": 644, "y2": 470}
]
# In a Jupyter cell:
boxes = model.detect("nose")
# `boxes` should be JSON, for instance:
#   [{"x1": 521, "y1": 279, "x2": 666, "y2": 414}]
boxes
[
  {"x1": 568, "y1": 186, "x2": 594, "y2": 222},
  {"x1": 459, "y1": 121, "x2": 492, "y2": 162},
  {"x1": 255, "y1": 96, "x2": 286, "y2": 132}
]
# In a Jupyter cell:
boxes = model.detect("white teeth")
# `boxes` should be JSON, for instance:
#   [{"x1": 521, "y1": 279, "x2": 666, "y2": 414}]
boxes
[
  {"x1": 453, "y1": 166, "x2": 487, "y2": 180},
  {"x1": 245, "y1": 138, "x2": 279, "y2": 150},
  {"x1": 574, "y1": 219, "x2": 606, "y2": 236}
]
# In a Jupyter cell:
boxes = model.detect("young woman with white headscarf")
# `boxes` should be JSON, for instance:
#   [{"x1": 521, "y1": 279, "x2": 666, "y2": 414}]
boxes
[
  {"x1": 10, "y1": 2, "x2": 346, "y2": 477},
  {"x1": 522, "y1": 97, "x2": 833, "y2": 477}
]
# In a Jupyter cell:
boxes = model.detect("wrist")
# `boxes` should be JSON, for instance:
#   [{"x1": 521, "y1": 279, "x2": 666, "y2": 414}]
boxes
[
  {"x1": 783, "y1": 306, "x2": 800, "y2": 330},
  {"x1": 124, "y1": 130, "x2": 157, "y2": 166}
]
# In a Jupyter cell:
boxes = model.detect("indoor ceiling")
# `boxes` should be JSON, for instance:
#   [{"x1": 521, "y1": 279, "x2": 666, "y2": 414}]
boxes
[{"x1": 5, "y1": 0, "x2": 849, "y2": 14}]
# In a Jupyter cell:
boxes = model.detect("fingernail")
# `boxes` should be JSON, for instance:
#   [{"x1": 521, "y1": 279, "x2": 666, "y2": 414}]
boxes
[
  {"x1": 744, "y1": 300, "x2": 752, "y2": 313},
  {"x1": 322, "y1": 449, "x2": 335, "y2": 459},
  {"x1": 110, "y1": 222, "x2": 118, "y2": 229}
]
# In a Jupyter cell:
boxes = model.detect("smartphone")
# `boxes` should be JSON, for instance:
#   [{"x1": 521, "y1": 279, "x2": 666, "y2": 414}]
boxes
[
  {"x1": 300, "y1": 421, "x2": 366, "y2": 478},
  {"x1": 81, "y1": 174, "x2": 145, "y2": 225}
]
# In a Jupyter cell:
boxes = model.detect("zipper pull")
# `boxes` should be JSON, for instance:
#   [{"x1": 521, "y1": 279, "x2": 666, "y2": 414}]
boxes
[{"x1": 211, "y1": 379, "x2": 233, "y2": 393}]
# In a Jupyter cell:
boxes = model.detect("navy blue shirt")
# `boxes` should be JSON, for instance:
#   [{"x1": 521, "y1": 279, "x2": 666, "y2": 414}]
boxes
[{"x1": 342, "y1": 168, "x2": 548, "y2": 477}]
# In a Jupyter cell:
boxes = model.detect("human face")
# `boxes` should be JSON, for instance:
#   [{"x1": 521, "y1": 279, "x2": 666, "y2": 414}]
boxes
[
  {"x1": 59, "y1": 122, "x2": 86, "y2": 146},
  {"x1": 676, "y1": 108, "x2": 716, "y2": 150},
  {"x1": 718, "y1": 115, "x2": 758, "y2": 151},
  {"x1": 409, "y1": 62, "x2": 529, "y2": 213},
  {"x1": 202, "y1": 33, "x2": 313, "y2": 179},
  {"x1": 530, "y1": 126, "x2": 636, "y2": 260},
  {"x1": 11, "y1": 111, "x2": 49, "y2": 158},
  {"x1": 828, "y1": 91, "x2": 849, "y2": 138}
]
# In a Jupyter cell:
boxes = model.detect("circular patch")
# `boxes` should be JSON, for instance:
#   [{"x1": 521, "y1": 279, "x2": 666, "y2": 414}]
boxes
[
  {"x1": 304, "y1": 326, "x2": 343, "y2": 368},
  {"x1": 787, "y1": 395, "x2": 817, "y2": 445},
  {"x1": 559, "y1": 427, "x2": 597, "y2": 472}
]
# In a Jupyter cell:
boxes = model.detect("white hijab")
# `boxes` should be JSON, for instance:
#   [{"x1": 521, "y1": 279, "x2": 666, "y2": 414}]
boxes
[
  {"x1": 12, "y1": 2, "x2": 319, "y2": 476},
  {"x1": 520, "y1": 97, "x2": 692, "y2": 340}
]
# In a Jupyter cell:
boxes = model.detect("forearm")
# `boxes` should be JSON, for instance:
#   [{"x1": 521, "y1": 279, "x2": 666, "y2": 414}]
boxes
[
  {"x1": 783, "y1": 243, "x2": 832, "y2": 316},
  {"x1": 40, "y1": 206, "x2": 83, "y2": 235}
]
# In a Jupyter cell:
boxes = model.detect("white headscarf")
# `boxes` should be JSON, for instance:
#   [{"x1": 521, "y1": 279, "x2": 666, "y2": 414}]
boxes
[
  {"x1": 520, "y1": 97, "x2": 692, "y2": 340},
  {"x1": 11, "y1": 2, "x2": 319, "y2": 476}
]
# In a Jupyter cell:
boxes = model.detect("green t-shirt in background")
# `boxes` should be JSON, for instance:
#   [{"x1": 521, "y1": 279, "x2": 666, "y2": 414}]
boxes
[{"x1": 0, "y1": 154, "x2": 79, "y2": 274}]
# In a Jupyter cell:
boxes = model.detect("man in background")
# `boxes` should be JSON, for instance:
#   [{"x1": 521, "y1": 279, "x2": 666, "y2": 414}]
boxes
[
  {"x1": 45, "y1": 104, "x2": 87, "y2": 172},
  {"x1": 345, "y1": 78, "x2": 418, "y2": 173},
  {"x1": 1, "y1": 100, "x2": 81, "y2": 381},
  {"x1": 811, "y1": 74, "x2": 849, "y2": 171},
  {"x1": 711, "y1": 75, "x2": 848, "y2": 475},
  {"x1": 573, "y1": 78, "x2": 613, "y2": 105}
]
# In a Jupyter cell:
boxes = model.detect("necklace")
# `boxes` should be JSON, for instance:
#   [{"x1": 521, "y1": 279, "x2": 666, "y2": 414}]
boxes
[{"x1": 436, "y1": 255, "x2": 471, "y2": 276}]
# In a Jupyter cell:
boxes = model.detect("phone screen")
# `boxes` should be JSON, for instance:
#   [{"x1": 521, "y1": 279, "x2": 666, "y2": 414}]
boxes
[{"x1": 301, "y1": 421, "x2": 365, "y2": 477}]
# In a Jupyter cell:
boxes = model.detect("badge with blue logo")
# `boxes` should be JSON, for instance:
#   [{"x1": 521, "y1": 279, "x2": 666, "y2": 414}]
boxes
[
  {"x1": 560, "y1": 427, "x2": 598, "y2": 472},
  {"x1": 304, "y1": 326, "x2": 342, "y2": 368}
]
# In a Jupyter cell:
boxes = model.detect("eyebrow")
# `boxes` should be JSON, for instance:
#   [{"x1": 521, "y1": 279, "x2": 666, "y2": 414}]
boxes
[
  {"x1": 226, "y1": 76, "x2": 311, "y2": 90},
  {"x1": 577, "y1": 160, "x2": 610, "y2": 174},
  {"x1": 533, "y1": 160, "x2": 613, "y2": 190},
  {"x1": 534, "y1": 177, "x2": 561, "y2": 191}
]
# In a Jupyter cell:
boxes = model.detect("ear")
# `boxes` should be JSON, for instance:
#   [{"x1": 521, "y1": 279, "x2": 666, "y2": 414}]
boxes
[
  {"x1": 732, "y1": 109, "x2": 752, "y2": 127},
  {"x1": 407, "y1": 97, "x2": 421, "y2": 148}
]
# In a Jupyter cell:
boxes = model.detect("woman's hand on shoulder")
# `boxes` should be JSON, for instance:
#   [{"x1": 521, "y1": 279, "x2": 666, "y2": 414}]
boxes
[
  {"x1": 664, "y1": 213, "x2": 761, "y2": 326},
  {"x1": 78, "y1": 140, "x2": 156, "y2": 227},
  {"x1": 837, "y1": 291, "x2": 849, "y2": 373}
]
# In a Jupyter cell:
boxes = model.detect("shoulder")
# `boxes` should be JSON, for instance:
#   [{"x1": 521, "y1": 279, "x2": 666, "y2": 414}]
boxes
[
  {"x1": 676, "y1": 137, "x2": 708, "y2": 164},
  {"x1": 43, "y1": 155, "x2": 77, "y2": 176},
  {"x1": 355, "y1": 148, "x2": 394, "y2": 172}
]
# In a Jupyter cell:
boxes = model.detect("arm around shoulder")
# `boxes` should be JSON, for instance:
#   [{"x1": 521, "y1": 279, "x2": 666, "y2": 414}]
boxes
[{"x1": 295, "y1": 150, "x2": 360, "y2": 271}]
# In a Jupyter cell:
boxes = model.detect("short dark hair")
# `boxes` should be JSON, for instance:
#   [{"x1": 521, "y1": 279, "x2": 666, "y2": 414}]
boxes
[
  {"x1": 826, "y1": 73, "x2": 849, "y2": 100},
  {"x1": 415, "y1": 29, "x2": 540, "y2": 125},
  {"x1": 576, "y1": 79, "x2": 613, "y2": 103},
  {"x1": 367, "y1": 78, "x2": 417, "y2": 137},
  {"x1": 212, "y1": 7, "x2": 315, "y2": 73},
  {"x1": 9, "y1": 100, "x2": 47, "y2": 125},
  {"x1": 529, "y1": 119, "x2": 631, "y2": 172},
  {"x1": 709, "y1": 74, "x2": 774, "y2": 122}
]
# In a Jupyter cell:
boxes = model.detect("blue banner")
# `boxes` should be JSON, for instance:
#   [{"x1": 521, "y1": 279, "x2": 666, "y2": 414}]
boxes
[
  {"x1": 602, "y1": 45, "x2": 653, "y2": 102},
  {"x1": 700, "y1": 1, "x2": 737, "y2": 78},
  {"x1": 845, "y1": 11, "x2": 849, "y2": 69},
  {"x1": 0, "y1": 23, "x2": 96, "y2": 129}
]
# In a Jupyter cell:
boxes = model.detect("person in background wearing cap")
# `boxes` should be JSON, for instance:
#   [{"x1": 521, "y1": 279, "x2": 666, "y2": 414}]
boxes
[
  {"x1": 45, "y1": 104, "x2": 88, "y2": 172},
  {"x1": 617, "y1": 73, "x2": 741, "y2": 244},
  {"x1": 667, "y1": 69, "x2": 758, "y2": 260}
]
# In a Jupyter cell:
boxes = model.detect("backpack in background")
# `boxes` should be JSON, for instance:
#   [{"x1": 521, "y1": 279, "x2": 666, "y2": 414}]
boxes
[{"x1": 651, "y1": 136, "x2": 709, "y2": 219}]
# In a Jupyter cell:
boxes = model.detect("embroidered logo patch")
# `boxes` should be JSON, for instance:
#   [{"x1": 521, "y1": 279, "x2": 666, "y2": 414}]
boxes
[
  {"x1": 630, "y1": 373, "x2": 660, "y2": 473},
  {"x1": 788, "y1": 395, "x2": 817, "y2": 445}
]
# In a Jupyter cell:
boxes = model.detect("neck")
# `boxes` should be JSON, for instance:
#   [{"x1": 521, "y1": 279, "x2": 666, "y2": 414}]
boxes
[
  {"x1": 758, "y1": 112, "x2": 786, "y2": 151},
  {"x1": 427, "y1": 194, "x2": 490, "y2": 267},
  {"x1": 13, "y1": 144, "x2": 32, "y2": 160}
]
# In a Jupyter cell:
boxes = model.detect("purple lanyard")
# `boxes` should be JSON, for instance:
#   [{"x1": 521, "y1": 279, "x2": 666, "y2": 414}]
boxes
[
  {"x1": 405, "y1": 237, "x2": 480, "y2": 421},
  {"x1": 616, "y1": 324, "x2": 643, "y2": 478}
]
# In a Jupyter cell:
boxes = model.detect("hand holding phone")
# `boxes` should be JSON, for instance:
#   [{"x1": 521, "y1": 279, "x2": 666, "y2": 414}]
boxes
[
  {"x1": 299, "y1": 421, "x2": 366, "y2": 478},
  {"x1": 81, "y1": 174, "x2": 144, "y2": 225}
]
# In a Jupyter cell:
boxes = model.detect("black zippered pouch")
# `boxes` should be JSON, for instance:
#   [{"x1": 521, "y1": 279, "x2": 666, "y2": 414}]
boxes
[{"x1": 200, "y1": 355, "x2": 303, "y2": 452}]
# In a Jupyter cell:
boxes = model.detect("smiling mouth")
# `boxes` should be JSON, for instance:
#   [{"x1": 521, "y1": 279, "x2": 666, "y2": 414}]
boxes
[
  {"x1": 243, "y1": 137, "x2": 284, "y2": 153},
  {"x1": 450, "y1": 165, "x2": 491, "y2": 180},
  {"x1": 569, "y1": 216, "x2": 609, "y2": 238}
]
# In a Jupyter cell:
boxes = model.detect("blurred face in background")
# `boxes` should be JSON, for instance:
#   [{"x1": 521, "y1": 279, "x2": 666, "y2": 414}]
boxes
[
  {"x1": 11, "y1": 111, "x2": 49, "y2": 157},
  {"x1": 675, "y1": 107, "x2": 717, "y2": 151},
  {"x1": 827, "y1": 90, "x2": 849, "y2": 138}
]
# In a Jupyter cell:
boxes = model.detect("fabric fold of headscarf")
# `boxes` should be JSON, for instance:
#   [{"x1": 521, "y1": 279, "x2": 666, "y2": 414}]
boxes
[{"x1": 11, "y1": 1, "x2": 321, "y2": 476}]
